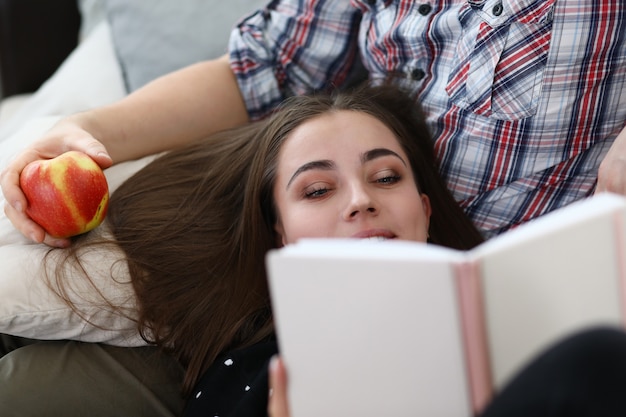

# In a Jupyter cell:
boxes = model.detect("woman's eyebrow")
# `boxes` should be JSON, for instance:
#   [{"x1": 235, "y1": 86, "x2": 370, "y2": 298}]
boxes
[
  {"x1": 362, "y1": 148, "x2": 407, "y2": 166},
  {"x1": 287, "y1": 160, "x2": 335, "y2": 189}
]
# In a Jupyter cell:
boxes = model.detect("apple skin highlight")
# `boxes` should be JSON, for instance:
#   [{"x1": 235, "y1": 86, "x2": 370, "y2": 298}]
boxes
[{"x1": 20, "y1": 151, "x2": 110, "y2": 239}]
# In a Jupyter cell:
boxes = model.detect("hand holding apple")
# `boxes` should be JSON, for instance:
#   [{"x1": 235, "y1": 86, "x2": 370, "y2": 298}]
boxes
[{"x1": 19, "y1": 151, "x2": 109, "y2": 239}]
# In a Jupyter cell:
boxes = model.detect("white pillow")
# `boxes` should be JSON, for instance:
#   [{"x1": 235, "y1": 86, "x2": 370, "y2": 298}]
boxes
[
  {"x1": 0, "y1": 117, "x2": 155, "y2": 346},
  {"x1": 0, "y1": 231, "x2": 142, "y2": 346}
]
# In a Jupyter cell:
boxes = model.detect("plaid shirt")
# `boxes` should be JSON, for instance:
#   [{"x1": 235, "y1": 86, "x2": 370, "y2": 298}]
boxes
[{"x1": 229, "y1": 0, "x2": 626, "y2": 237}]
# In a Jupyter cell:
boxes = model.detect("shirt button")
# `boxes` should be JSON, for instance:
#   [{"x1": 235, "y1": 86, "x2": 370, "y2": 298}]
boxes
[
  {"x1": 492, "y1": 3, "x2": 503, "y2": 16},
  {"x1": 418, "y1": 4, "x2": 432, "y2": 15},
  {"x1": 411, "y1": 68, "x2": 426, "y2": 81}
]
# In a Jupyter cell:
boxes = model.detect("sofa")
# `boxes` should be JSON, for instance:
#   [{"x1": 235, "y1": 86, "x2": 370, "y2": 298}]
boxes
[{"x1": 0, "y1": 0, "x2": 266, "y2": 346}]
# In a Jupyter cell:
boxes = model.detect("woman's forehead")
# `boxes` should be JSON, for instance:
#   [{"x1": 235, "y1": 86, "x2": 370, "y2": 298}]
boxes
[{"x1": 281, "y1": 111, "x2": 404, "y2": 158}]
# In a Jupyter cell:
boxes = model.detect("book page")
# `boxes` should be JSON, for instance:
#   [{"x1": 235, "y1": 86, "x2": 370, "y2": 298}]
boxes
[
  {"x1": 473, "y1": 193, "x2": 626, "y2": 389},
  {"x1": 266, "y1": 240, "x2": 473, "y2": 417}
]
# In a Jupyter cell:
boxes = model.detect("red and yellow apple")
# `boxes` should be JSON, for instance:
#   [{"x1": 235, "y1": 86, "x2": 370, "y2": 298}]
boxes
[{"x1": 19, "y1": 151, "x2": 110, "y2": 239}]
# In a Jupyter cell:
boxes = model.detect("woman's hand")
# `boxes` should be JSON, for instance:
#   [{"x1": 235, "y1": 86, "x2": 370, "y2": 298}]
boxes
[
  {"x1": 597, "y1": 124, "x2": 626, "y2": 195},
  {"x1": 268, "y1": 356, "x2": 291, "y2": 417},
  {"x1": 0, "y1": 120, "x2": 112, "y2": 248}
]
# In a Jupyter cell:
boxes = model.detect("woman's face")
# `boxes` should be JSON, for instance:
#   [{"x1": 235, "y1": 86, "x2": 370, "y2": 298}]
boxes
[{"x1": 273, "y1": 110, "x2": 431, "y2": 246}]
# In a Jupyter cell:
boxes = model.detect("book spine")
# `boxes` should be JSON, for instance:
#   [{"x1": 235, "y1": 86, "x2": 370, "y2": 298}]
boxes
[{"x1": 455, "y1": 261, "x2": 493, "y2": 414}]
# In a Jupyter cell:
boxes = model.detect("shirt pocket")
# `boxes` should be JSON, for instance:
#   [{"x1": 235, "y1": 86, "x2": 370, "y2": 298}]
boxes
[{"x1": 446, "y1": 0, "x2": 555, "y2": 120}]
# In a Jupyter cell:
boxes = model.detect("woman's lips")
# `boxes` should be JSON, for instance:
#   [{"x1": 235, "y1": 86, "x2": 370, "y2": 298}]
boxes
[{"x1": 350, "y1": 229, "x2": 396, "y2": 239}]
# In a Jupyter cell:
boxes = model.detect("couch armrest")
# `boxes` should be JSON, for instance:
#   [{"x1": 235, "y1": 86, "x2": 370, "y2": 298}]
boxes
[{"x1": 0, "y1": 0, "x2": 81, "y2": 99}]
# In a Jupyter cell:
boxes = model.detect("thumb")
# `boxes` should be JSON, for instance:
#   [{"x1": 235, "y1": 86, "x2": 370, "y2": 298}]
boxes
[
  {"x1": 73, "y1": 137, "x2": 113, "y2": 169},
  {"x1": 268, "y1": 356, "x2": 290, "y2": 417}
]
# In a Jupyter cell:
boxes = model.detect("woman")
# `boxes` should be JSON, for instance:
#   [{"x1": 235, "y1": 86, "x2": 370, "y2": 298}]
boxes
[
  {"x1": 0, "y1": 83, "x2": 482, "y2": 416},
  {"x1": 172, "y1": 83, "x2": 482, "y2": 416}
]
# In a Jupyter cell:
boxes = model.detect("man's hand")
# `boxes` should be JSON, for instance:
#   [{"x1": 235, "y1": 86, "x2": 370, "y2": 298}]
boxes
[
  {"x1": 597, "y1": 124, "x2": 626, "y2": 195},
  {"x1": 0, "y1": 122, "x2": 112, "y2": 247}
]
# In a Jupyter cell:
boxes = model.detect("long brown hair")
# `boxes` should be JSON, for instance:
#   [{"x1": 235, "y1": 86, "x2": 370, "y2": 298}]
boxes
[
  {"x1": 50, "y1": 83, "x2": 483, "y2": 397},
  {"x1": 105, "y1": 123, "x2": 275, "y2": 395}
]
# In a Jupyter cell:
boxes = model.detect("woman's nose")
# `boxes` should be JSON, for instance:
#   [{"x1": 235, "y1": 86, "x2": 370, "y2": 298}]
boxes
[{"x1": 343, "y1": 185, "x2": 378, "y2": 219}]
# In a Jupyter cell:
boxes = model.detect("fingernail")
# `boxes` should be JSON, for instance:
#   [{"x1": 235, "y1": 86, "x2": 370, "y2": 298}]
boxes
[
  {"x1": 13, "y1": 201, "x2": 23, "y2": 212},
  {"x1": 269, "y1": 355, "x2": 279, "y2": 371},
  {"x1": 52, "y1": 239, "x2": 70, "y2": 248}
]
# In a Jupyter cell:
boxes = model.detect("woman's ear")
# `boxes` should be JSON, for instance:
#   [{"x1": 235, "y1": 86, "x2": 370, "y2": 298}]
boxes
[
  {"x1": 274, "y1": 219, "x2": 286, "y2": 247},
  {"x1": 421, "y1": 193, "x2": 432, "y2": 220},
  {"x1": 421, "y1": 193, "x2": 432, "y2": 238}
]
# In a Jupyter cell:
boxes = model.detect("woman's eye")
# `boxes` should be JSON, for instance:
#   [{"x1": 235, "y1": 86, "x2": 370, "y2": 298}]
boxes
[
  {"x1": 375, "y1": 174, "x2": 401, "y2": 185},
  {"x1": 304, "y1": 186, "x2": 329, "y2": 198}
]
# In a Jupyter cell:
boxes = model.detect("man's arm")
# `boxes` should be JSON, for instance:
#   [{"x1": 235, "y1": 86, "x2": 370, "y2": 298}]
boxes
[
  {"x1": 79, "y1": 55, "x2": 249, "y2": 164},
  {"x1": 0, "y1": 54, "x2": 248, "y2": 247}
]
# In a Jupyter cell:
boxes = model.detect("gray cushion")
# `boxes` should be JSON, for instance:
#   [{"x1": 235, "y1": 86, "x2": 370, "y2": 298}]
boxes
[{"x1": 105, "y1": 0, "x2": 265, "y2": 92}]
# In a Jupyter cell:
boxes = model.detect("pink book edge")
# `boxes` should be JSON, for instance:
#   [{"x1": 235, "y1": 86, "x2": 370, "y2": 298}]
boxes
[{"x1": 455, "y1": 261, "x2": 493, "y2": 415}]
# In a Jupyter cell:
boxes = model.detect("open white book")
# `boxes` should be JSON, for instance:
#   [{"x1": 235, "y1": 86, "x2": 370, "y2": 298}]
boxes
[{"x1": 265, "y1": 192, "x2": 626, "y2": 417}]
